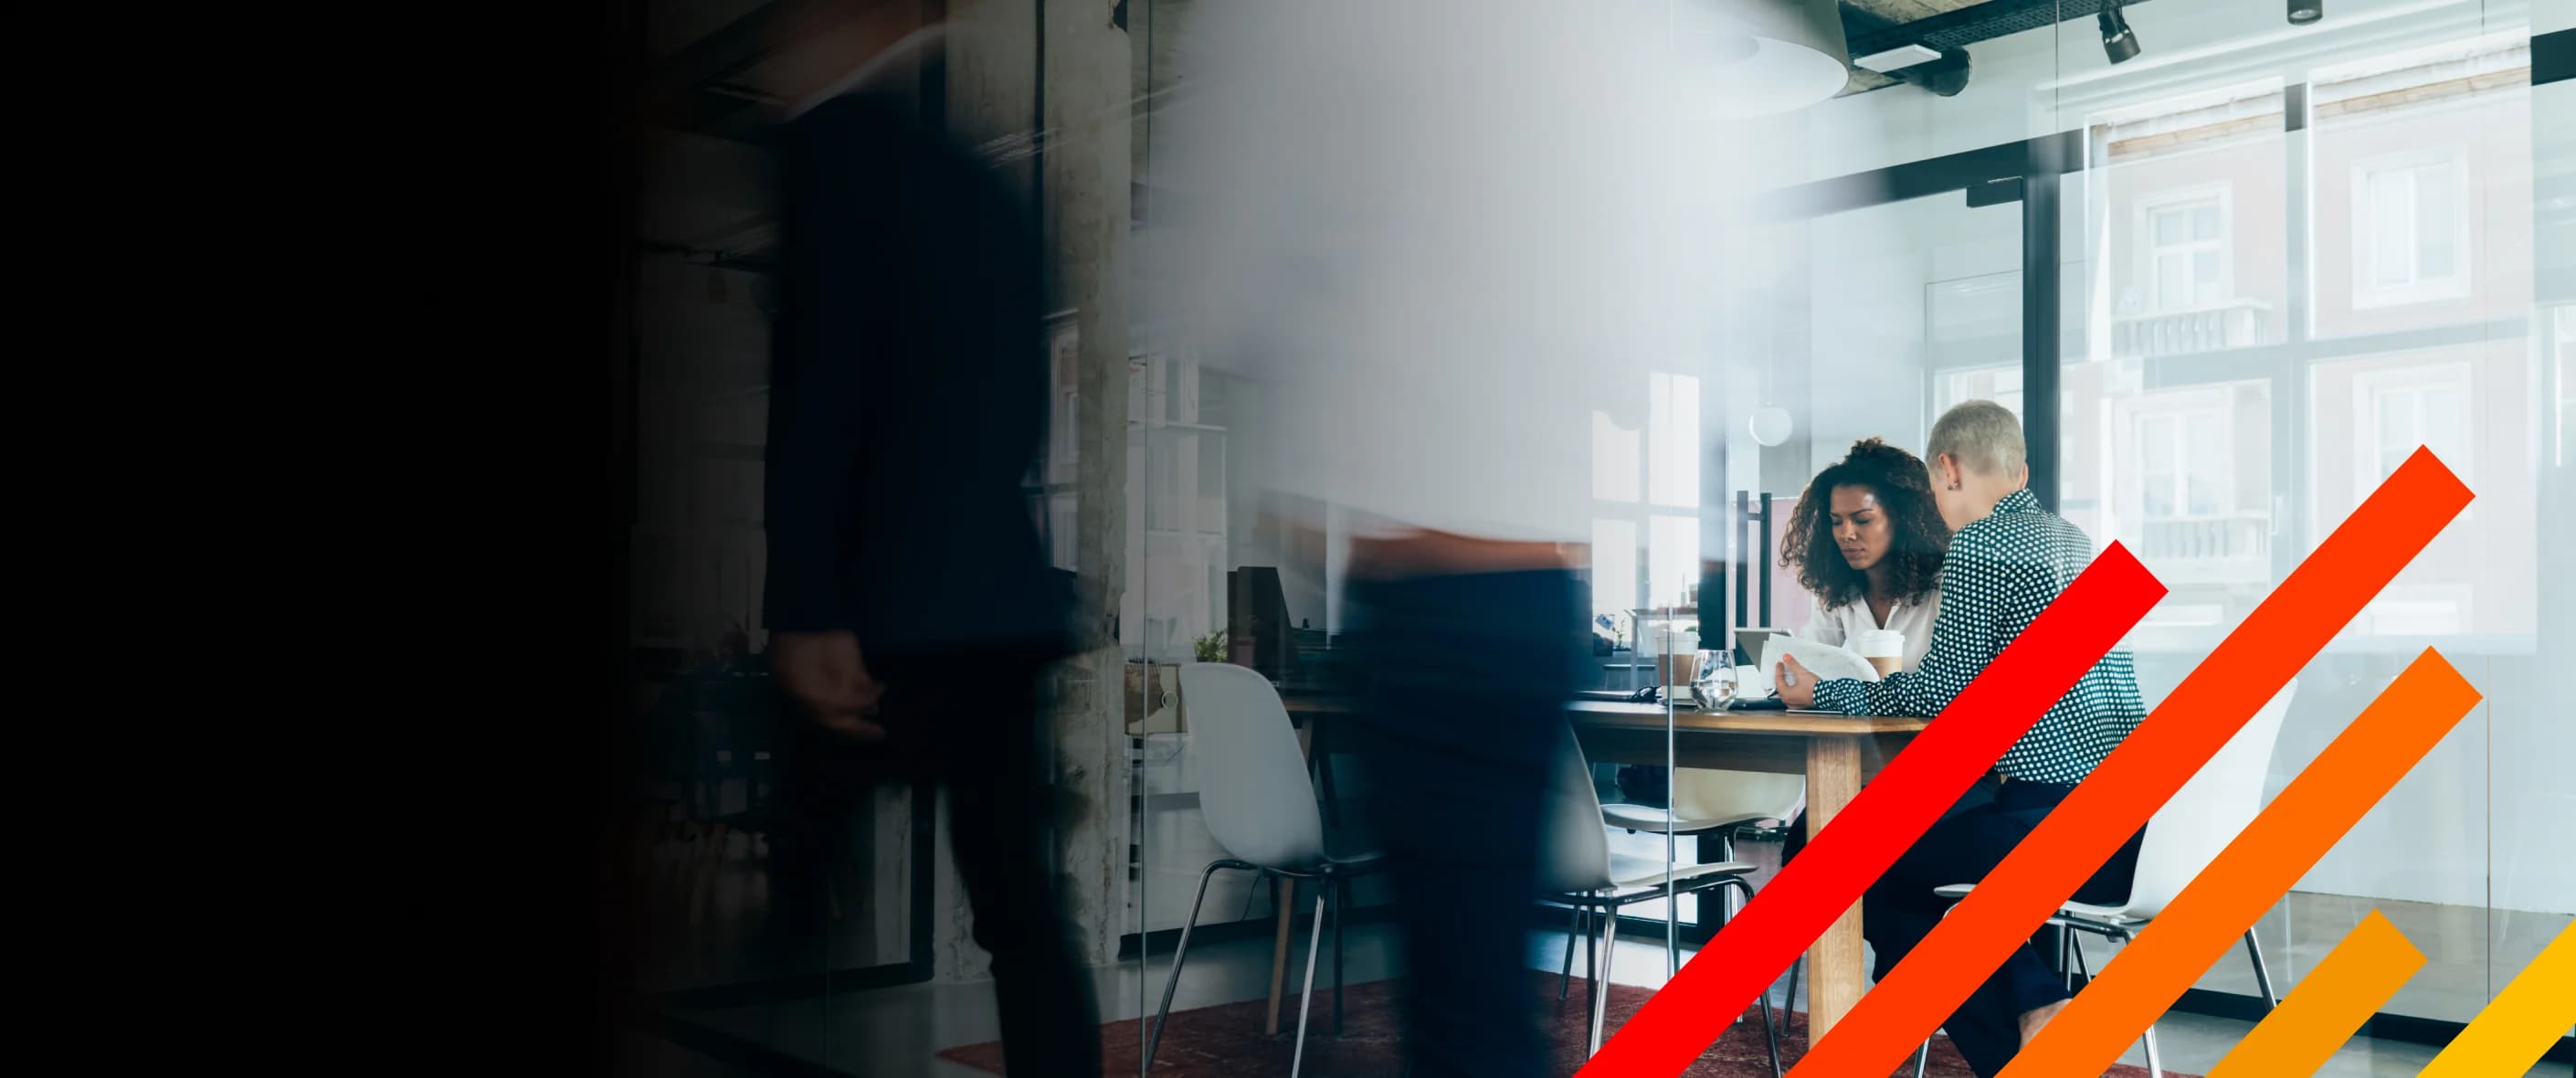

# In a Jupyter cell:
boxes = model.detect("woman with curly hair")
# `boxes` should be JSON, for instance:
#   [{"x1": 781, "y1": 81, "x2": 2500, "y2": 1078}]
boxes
[{"x1": 1779, "y1": 437, "x2": 1951, "y2": 673}]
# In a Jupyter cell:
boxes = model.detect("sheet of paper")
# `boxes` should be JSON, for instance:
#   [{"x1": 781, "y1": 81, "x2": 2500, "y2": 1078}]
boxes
[{"x1": 1756, "y1": 635, "x2": 1882, "y2": 695}]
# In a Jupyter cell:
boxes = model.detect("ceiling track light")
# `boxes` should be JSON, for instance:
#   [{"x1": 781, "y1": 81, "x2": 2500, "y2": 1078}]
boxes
[{"x1": 2098, "y1": 0, "x2": 2142, "y2": 64}]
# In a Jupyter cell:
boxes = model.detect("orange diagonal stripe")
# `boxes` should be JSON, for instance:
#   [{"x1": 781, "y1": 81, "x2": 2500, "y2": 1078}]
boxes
[
  {"x1": 1789, "y1": 448, "x2": 2474, "y2": 1078},
  {"x1": 2204, "y1": 912, "x2": 2424, "y2": 1078},
  {"x1": 2419, "y1": 921, "x2": 2576, "y2": 1078},
  {"x1": 2006, "y1": 652, "x2": 2478, "y2": 1078}
]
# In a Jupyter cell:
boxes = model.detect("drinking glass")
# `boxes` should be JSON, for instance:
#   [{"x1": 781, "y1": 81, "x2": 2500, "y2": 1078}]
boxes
[{"x1": 1691, "y1": 650, "x2": 1737, "y2": 710}]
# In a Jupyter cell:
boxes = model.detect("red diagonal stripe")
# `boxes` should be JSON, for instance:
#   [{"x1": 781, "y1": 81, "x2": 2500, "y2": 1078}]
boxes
[
  {"x1": 1574, "y1": 544, "x2": 2167, "y2": 1076},
  {"x1": 1792, "y1": 448, "x2": 2475, "y2": 1078}
]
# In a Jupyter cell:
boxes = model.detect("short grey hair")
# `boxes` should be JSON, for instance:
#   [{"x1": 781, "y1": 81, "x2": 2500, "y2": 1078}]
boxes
[{"x1": 1928, "y1": 400, "x2": 2027, "y2": 479}]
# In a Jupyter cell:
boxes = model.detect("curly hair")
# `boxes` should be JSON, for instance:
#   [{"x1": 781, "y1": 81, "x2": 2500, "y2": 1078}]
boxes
[{"x1": 1779, "y1": 438, "x2": 1949, "y2": 610}]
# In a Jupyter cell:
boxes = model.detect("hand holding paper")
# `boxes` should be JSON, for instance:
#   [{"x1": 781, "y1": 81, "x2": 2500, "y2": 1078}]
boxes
[
  {"x1": 1757, "y1": 636, "x2": 1881, "y2": 710},
  {"x1": 1758, "y1": 636, "x2": 1884, "y2": 687}
]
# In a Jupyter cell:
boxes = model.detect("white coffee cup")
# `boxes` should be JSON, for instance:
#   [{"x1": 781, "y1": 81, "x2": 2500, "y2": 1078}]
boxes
[
  {"x1": 1853, "y1": 629, "x2": 1906, "y2": 678},
  {"x1": 1735, "y1": 664, "x2": 1766, "y2": 697}
]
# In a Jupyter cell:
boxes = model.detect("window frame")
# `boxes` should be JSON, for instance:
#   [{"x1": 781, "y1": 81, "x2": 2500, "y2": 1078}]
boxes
[
  {"x1": 2348, "y1": 146, "x2": 2474, "y2": 310},
  {"x1": 2118, "y1": 388, "x2": 2236, "y2": 526},
  {"x1": 1589, "y1": 373, "x2": 1704, "y2": 631},
  {"x1": 2349, "y1": 360, "x2": 2476, "y2": 512},
  {"x1": 2132, "y1": 184, "x2": 2235, "y2": 315}
]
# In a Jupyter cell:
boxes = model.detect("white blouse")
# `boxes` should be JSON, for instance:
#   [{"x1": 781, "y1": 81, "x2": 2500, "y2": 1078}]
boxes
[{"x1": 1795, "y1": 588, "x2": 1942, "y2": 674}]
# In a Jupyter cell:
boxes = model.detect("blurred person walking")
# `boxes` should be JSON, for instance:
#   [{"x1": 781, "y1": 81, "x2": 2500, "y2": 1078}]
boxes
[
  {"x1": 757, "y1": 8, "x2": 1099, "y2": 1075},
  {"x1": 1156, "y1": 2, "x2": 1749, "y2": 1073}
]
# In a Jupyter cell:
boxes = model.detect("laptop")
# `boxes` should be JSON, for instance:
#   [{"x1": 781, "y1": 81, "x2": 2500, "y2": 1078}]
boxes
[{"x1": 1732, "y1": 628, "x2": 1783, "y2": 670}]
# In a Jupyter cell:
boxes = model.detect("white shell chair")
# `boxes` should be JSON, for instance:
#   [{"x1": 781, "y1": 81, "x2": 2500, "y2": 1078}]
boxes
[
  {"x1": 1911, "y1": 681, "x2": 2298, "y2": 1078},
  {"x1": 1542, "y1": 725, "x2": 1785, "y2": 1075},
  {"x1": 1146, "y1": 663, "x2": 1383, "y2": 1078},
  {"x1": 1593, "y1": 768, "x2": 1808, "y2": 1026},
  {"x1": 1593, "y1": 769, "x2": 1805, "y2": 971},
  {"x1": 1600, "y1": 769, "x2": 1807, "y2": 859}
]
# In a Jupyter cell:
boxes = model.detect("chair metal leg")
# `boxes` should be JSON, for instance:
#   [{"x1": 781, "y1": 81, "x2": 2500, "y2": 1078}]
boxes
[
  {"x1": 1913, "y1": 1039, "x2": 1930, "y2": 1078},
  {"x1": 1718, "y1": 830, "x2": 1748, "y2": 1031},
  {"x1": 1589, "y1": 906, "x2": 1621, "y2": 1056},
  {"x1": 1559, "y1": 903, "x2": 1583, "y2": 1001},
  {"x1": 2060, "y1": 926, "x2": 2076, "y2": 990},
  {"x1": 1584, "y1": 903, "x2": 1599, "y2": 1015},
  {"x1": 1146, "y1": 861, "x2": 1229, "y2": 1073},
  {"x1": 2095, "y1": 923, "x2": 2161, "y2": 1077},
  {"x1": 1290, "y1": 886, "x2": 1328, "y2": 1078},
  {"x1": 1753, "y1": 945, "x2": 1784, "y2": 1078},
  {"x1": 2243, "y1": 927, "x2": 2279, "y2": 1011},
  {"x1": 1785, "y1": 954, "x2": 1801, "y2": 1017},
  {"x1": 1332, "y1": 879, "x2": 1346, "y2": 1036},
  {"x1": 1717, "y1": 833, "x2": 1743, "y2": 927}
]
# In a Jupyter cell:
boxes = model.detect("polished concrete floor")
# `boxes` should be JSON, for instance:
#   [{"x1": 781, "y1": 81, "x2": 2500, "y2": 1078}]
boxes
[
  {"x1": 641, "y1": 914, "x2": 2564, "y2": 1077},
  {"x1": 639, "y1": 772, "x2": 2569, "y2": 1076}
]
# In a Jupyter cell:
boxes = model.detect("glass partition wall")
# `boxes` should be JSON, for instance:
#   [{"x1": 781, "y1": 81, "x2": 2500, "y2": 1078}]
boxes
[
  {"x1": 1707, "y1": 2, "x2": 2568, "y2": 1071},
  {"x1": 624, "y1": 2, "x2": 2571, "y2": 1073},
  {"x1": 1718, "y1": 2, "x2": 2571, "y2": 1071},
  {"x1": 1116, "y1": 2, "x2": 2574, "y2": 1071},
  {"x1": 2043, "y1": 4, "x2": 2567, "y2": 1066}
]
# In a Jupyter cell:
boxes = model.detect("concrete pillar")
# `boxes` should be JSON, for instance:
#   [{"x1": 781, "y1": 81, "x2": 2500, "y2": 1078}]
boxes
[
  {"x1": 938, "y1": 0, "x2": 1133, "y2": 978},
  {"x1": 1040, "y1": 0, "x2": 1134, "y2": 976}
]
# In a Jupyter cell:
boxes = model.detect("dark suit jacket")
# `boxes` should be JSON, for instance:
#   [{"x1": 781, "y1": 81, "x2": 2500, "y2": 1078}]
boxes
[{"x1": 763, "y1": 93, "x2": 1072, "y2": 658}]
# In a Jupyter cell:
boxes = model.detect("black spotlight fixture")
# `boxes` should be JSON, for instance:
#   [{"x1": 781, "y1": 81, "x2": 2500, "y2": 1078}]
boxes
[
  {"x1": 1906, "y1": 47, "x2": 1973, "y2": 97},
  {"x1": 2288, "y1": 0, "x2": 2324, "y2": 25},
  {"x1": 2099, "y1": 0, "x2": 2142, "y2": 64}
]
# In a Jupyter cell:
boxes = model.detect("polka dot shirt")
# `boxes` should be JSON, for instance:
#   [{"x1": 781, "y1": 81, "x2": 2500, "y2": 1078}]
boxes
[{"x1": 1812, "y1": 488, "x2": 2145, "y2": 784}]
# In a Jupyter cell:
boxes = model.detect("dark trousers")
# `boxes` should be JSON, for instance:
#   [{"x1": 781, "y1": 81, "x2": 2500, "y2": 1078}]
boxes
[
  {"x1": 1345, "y1": 569, "x2": 1583, "y2": 1078},
  {"x1": 769, "y1": 643, "x2": 1101, "y2": 1078},
  {"x1": 1784, "y1": 780, "x2": 2141, "y2": 1078}
]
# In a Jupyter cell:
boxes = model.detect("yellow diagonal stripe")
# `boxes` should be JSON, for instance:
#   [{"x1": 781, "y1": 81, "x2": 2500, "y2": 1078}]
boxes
[
  {"x1": 2418, "y1": 920, "x2": 2576, "y2": 1078},
  {"x1": 2207, "y1": 911, "x2": 2423, "y2": 1078}
]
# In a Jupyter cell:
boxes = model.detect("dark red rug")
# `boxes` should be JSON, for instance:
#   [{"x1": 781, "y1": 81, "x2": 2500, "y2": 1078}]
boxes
[{"x1": 935, "y1": 975, "x2": 2191, "y2": 1076}]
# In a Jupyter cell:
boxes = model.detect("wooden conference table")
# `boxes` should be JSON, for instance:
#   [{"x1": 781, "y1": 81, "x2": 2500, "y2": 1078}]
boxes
[{"x1": 1279, "y1": 694, "x2": 1927, "y2": 1041}]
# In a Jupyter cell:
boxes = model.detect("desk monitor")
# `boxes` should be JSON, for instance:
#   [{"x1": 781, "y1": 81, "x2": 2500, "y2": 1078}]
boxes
[{"x1": 1733, "y1": 627, "x2": 1782, "y2": 670}]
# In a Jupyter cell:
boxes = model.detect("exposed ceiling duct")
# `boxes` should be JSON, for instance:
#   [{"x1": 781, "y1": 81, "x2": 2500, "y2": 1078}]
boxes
[{"x1": 1684, "y1": 0, "x2": 1855, "y2": 115}]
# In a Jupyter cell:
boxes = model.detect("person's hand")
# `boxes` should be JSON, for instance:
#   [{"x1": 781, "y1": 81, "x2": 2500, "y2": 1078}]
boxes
[
  {"x1": 770, "y1": 629, "x2": 887, "y2": 742},
  {"x1": 1776, "y1": 655, "x2": 1819, "y2": 710}
]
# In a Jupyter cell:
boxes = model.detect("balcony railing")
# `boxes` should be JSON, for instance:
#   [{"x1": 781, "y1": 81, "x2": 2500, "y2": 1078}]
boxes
[
  {"x1": 2125, "y1": 512, "x2": 2272, "y2": 584},
  {"x1": 2113, "y1": 299, "x2": 2273, "y2": 358}
]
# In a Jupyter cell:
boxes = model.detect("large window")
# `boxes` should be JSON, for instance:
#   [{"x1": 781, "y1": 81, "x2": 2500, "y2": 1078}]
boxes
[
  {"x1": 2073, "y1": 26, "x2": 2531, "y2": 652},
  {"x1": 2351, "y1": 150, "x2": 2471, "y2": 308},
  {"x1": 1590, "y1": 373, "x2": 1701, "y2": 637}
]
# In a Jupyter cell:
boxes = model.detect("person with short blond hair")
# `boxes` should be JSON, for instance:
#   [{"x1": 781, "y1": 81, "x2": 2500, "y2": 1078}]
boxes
[
  {"x1": 1927, "y1": 398, "x2": 2028, "y2": 481},
  {"x1": 1776, "y1": 400, "x2": 2146, "y2": 1078}
]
